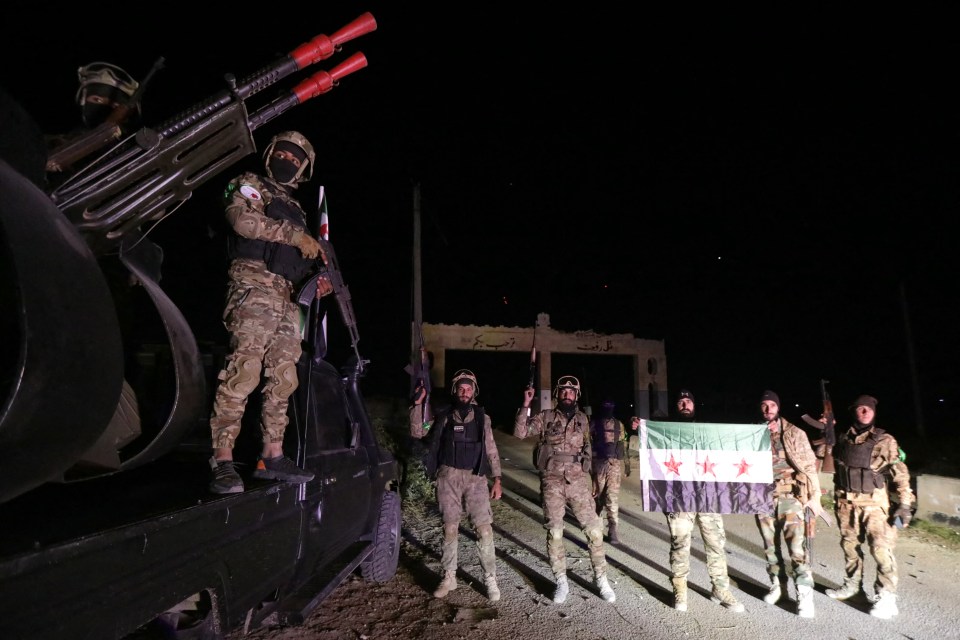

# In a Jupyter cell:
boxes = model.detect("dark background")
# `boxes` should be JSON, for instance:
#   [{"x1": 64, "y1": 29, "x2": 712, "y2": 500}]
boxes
[{"x1": 3, "y1": 5, "x2": 957, "y2": 457}]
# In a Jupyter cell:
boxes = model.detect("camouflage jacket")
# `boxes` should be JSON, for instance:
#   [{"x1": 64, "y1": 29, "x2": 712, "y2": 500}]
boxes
[
  {"x1": 514, "y1": 406, "x2": 592, "y2": 479},
  {"x1": 771, "y1": 418, "x2": 823, "y2": 504},
  {"x1": 224, "y1": 172, "x2": 308, "y2": 249}
]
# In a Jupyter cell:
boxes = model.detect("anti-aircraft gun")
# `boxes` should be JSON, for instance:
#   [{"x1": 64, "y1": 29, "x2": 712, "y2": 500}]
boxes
[
  {"x1": 0, "y1": 12, "x2": 377, "y2": 503},
  {"x1": 0, "y1": 15, "x2": 404, "y2": 640}
]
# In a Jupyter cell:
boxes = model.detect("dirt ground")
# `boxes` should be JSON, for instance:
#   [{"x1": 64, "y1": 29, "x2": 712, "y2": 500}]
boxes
[{"x1": 227, "y1": 430, "x2": 960, "y2": 640}]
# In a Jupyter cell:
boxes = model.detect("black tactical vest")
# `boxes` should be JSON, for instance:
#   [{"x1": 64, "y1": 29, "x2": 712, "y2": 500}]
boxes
[
  {"x1": 424, "y1": 406, "x2": 490, "y2": 478},
  {"x1": 228, "y1": 180, "x2": 315, "y2": 285},
  {"x1": 836, "y1": 428, "x2": 886, "y2": 493}
]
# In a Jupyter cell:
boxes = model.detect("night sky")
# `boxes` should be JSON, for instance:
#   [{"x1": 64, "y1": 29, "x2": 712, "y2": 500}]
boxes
[{"x1": 3, "y1": 5, "x2": 957, "y2": 439}]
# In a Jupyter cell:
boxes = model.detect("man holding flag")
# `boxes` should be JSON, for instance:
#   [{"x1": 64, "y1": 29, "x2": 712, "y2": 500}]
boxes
[{"x1": 633, "y1": 389, "x2": 744, "y2": 613}]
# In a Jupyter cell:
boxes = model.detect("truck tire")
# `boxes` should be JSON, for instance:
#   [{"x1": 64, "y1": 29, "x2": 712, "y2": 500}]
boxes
[{"x1": 360, "y1": 490, "x2": 401, "y2": 583}]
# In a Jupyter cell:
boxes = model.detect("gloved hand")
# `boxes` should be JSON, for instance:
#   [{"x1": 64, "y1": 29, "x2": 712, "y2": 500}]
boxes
[
  {"x1": 893, "y1": 504, "x2": 912, "y2": 528},
  {"x1": 292, "y1": 231, "x2": 321, "y2": 259}
]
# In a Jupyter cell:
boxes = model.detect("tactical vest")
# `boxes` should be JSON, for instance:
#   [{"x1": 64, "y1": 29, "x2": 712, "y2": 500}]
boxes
[
  {"x1": 590, "y1": 417, "x2": 624, "y2": 460},
  {"x1": 836, "y1": 428, "x2": 886, "y2": 493},
  {"x1": 228, "y1": 180, "x2": 315, "y2": 286},
  {"x1": 425, "y1": 406, "x2": 490, "y2": 478}
]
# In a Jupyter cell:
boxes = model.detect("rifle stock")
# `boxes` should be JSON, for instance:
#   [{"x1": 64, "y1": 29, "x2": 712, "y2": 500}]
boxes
[{"x1": 48, "y1": 13, "x2": 376, "y2": 255}]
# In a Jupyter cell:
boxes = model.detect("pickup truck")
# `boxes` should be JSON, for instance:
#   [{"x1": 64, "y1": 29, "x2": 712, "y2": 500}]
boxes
[{"x1": 0, "y1": 13, "x2": 401, "y2": 639}]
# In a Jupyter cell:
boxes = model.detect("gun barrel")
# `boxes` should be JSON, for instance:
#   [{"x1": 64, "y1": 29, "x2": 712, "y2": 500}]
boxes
[
  {"x1": 290, "y1": 12, "x2": 377, "y2": 68},
  {"x1": 160, "y1": 14, "x2": 375, "y2": 139},
  {"x1": 248, "y1": 53, "x2": 369, "y2": 131}
]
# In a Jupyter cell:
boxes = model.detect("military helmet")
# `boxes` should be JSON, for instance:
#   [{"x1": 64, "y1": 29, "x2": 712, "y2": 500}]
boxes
[
  {"x1": 553, "y1": 375, "x2": 581, "y2": 400},
  {"x1": 450, "y1": 369, "x2": 479, "y2": 398},
  {"x1": 75, "y1": 62, "x2": 139, "y2": 106},
  {"x1": 263, "y1": 130, "x2": 315, "y2": 183}
]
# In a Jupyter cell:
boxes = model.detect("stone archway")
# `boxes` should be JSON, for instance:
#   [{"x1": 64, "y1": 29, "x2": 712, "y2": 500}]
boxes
[{"x1": 420, "y1": 312, "x2": 667, "y2": 419}]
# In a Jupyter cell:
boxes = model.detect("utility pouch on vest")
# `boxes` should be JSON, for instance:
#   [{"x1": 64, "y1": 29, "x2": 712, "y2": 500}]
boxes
[
  {"x1": 582, "y1": 455, "x2": 591, "y2": 473},
  {"x1": 615, "y1": 441, "x2": 625, "y2": 460},
  {"x1": 534, "y1": 443, "x2": 553, "y2": 471}
]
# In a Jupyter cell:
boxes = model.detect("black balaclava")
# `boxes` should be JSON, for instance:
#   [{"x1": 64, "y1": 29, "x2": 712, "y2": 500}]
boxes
[
  {"x1": 268, "y1": 140, "x2": 308, "y2": 185},
  {"x1": 80, "y1": 84, "x2": 127, "y2": 128}
]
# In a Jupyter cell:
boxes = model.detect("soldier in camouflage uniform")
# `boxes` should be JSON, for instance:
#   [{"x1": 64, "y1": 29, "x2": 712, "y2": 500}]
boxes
[
  {"x1": 208, "y1": 131, "x2": 333, "y2": 494},
  {"x1": 826, "y1": 395, "x2": 914, "y2": 620},
  {"x1": 631, "y1": 389, "x2": 744, "y2": 612},
  {"x1": 590, "y1": 399, "x2": 628, "y2": 544},
  {"x1": 411, "y1": 369, "x2": 503, "y2": 602},
  {"x1": 756, "y1": 390, "x2": 829, "y2": 619},
  {"x1": 514, "y1": 375, "x2": 616, "y2": 604}
]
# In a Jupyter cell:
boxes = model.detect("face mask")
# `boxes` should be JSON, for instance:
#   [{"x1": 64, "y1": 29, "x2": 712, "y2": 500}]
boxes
[
  {"x1": 268, "y1": 157, "x2": 299, "y2": 184},
  {"x1": 82, "y1": 103, "x2": 114, "y2": 128}
]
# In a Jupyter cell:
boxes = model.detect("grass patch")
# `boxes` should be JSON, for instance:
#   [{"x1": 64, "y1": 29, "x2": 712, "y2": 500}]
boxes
[{"x1": 906, "y1": 519, "x2": 960, "y2": 552}]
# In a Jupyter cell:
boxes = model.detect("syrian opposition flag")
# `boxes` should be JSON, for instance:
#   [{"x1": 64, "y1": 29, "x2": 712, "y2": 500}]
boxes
[{"x1": 638, "y1": 420, "x2": 774, "y2": 514}]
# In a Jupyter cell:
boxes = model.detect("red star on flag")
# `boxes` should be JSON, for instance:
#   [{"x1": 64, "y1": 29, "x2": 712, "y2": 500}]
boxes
[
  {"x1": 663, "y1": 453, "x2": 683, "y2": 476},
  {"x1": 699, "y1": 456, "x2": 717, "y2": 478},
  {"x1": 734, "y1": 457, "x2": 752, "y2": 477}
]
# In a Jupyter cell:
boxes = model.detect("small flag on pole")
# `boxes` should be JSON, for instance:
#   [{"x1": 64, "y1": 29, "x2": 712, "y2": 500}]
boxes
[
  {"x1": 317, "y1": 186, "x2": 329, "y2": 351},
  {"x1": 637, "y1": 420, "x2": 774, "y2": 514}
]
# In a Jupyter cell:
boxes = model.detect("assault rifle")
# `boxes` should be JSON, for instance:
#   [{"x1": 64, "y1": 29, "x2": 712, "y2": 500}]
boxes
[
  {"x1": 407, "y1": 322, "x2": 434, "y2": 429},
  {"x1": 297, "y1": 238, "x2": 364, "y2": 373},
  {"x1": 801, "y1": 378, "x2": 836, "y2": 473},
  {"x1": 525, "y1": 323, "x2": 537, "y2": 416},
  {"x1": 48, "y1": 12, "x2": 377, "y2": 255}
]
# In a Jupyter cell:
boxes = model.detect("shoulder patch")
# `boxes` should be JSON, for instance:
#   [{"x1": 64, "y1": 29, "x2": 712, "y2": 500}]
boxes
[{"x1": 239, "y1": 184, "x2": 262, "y2": 201}]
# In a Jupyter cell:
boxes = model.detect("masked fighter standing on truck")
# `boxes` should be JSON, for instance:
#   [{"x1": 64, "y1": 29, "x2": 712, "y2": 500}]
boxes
[
  {"x1": 515, "y1": 375, "x2": 616, "y2": 605},
  {"x1": 208, "y1": 130, "x2": 333, "y2": 494}
]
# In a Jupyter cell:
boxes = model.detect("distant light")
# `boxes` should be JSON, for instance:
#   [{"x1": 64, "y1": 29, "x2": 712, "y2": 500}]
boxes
[
  {"x1": 717, "y1": 256, "x2": 722, "y2": 260},
  {"x1": 939, "y1": 398, "x2": 945, "y2": 403},
  {"x1": 502, "y1": 296, "x2": 508, "y2": 305}
]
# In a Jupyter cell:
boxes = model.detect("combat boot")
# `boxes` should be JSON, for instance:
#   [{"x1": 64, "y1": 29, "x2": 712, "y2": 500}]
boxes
[
  {"x1": 763, "y1": 576, "x2": 785, "y2": 604},
  {"x1": 596, "y1": 574, "x2": 616, "y2": 603},
  {"x1": 608, "y1": 521, "x2": 620, "y2": 545},
  {"x1": 869, "y1": 591, "x2": 898, "y2": 619},
  {"x1": 711, "y1": 587, "x2": 745, "y2": 613},
  {"x1": 485, "y1": 575, "x2": 501, "y2": 602},
  {"x1": 433, "y1": 571, "x2": 457, "y2": 598},
  {"x1": 552, "y1": 574, "x2": 569, "y2": 604},
  {"x1": 796, "y1": 584, "x2": 815, "y2": 618},
  {"x1": 671, "y1": 577, "x2": 688, "y2": 612},
  {"x1": 826, "y1": 580, "x2": 862, "y2": 601}
]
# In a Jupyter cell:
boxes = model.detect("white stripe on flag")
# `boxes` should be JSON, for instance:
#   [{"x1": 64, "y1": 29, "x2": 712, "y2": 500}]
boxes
[{"x1": 639, "y1": 419, "x2": 773, "y2": 483}]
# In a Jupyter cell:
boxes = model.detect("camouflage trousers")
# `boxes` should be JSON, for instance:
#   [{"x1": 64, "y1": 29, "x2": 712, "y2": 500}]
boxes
[
  {"x1": 835, "y1": 499, "x2": 899, "y2": 594},
  {"x1": 592, "y1": 458, "x2": 623, "y2": 526},
  {"x1": 436, "y1": 466, "x2": 496, "y2": 574},
  {"x1": 755, "y1": 494, "x2": 813, "y2": 588},
  {"x1": 210, "y1": 280, "x2": 302, "y2": 449},
  {"x1": 541, "y1": 472, "x2": 606, "y2": 578},
  {"x1": 667, "y1": 512, "x2": 731, "y2": 589}
]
